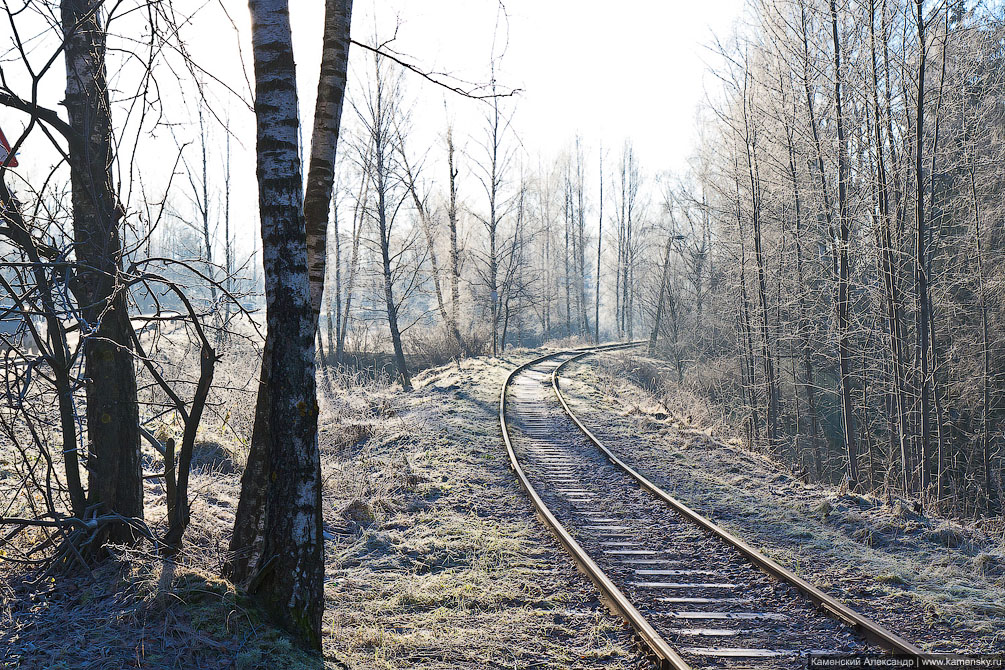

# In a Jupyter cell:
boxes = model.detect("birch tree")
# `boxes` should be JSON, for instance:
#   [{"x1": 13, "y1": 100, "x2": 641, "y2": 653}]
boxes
[
  {"x1": 227, "y1": 0, "x2": 353, "y2": 600},
  {"x1": 229, "y1": 0, "x2": 353, "y2": 647}
]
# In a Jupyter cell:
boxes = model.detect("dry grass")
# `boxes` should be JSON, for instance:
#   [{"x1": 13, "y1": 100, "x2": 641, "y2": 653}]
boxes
[
  {"x1": 319, "y1": 351, "x2": 640, "y2": 669},
  {"x1": 1, "y1": 347, "x2": 646, "y2": 669},
  {"x1": 601, "y1": 352, "x2": 737, "y2": 443},
  {"x1": 1, "y1": 556, "x2": 326, "y2": 670}
]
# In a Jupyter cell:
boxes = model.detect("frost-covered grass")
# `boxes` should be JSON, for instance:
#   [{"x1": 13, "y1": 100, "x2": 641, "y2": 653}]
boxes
[
  {"x1": 559, "y1": 352, "x2": 1005, "y2": 654},
  {"x1": 321, "y1": 351, "x2": 638, "y2": 668},
  {"x1": 2, "y1": 348, "x2": 642, "y2": 669}
]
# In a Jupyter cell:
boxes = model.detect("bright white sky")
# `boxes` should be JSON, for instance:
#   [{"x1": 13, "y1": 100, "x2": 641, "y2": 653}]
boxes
[
  {"x1": 297, "y1": 0, "x2": 747, "y2": 173},
  {"x1": 2, "y1": 0, "x2": 745, "y2": 258}
]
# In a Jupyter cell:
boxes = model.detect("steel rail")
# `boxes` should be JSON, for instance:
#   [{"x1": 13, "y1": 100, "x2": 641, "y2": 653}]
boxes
[
  {"x1": 499, "y1": 342, "x2": 688, "y2": 670},
  {"x1": 552, "y1": 348, "x2": 933, "y2": 662}
]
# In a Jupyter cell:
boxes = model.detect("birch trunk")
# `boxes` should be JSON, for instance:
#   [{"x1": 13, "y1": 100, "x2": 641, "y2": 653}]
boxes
[
  {"x1": 242, "y1": 0, "x2": 323, "y2": 647},
  {"x1": 305, "y1": 0, "x2": 353, "y2": 316},
  {"x1": 228, "y1": 0, "x2": 351, "y2": 591}
]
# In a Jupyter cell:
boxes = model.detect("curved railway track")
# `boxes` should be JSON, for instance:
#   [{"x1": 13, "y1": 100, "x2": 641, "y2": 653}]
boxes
[{"x1": 500, "y1": 345, "x2": 930, "y2": 670}]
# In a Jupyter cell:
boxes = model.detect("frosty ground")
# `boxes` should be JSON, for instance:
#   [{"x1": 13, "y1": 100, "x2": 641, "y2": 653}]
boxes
[
  {"x1": 2, "y1": 347, "x2": 1001, "y2": 668},
  {"x1": 1, "y1": 348, "x2": 642, "y2": 669}
]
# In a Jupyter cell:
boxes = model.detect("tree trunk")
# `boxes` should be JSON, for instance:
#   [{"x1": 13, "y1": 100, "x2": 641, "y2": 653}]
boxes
[
  {"x1": 971, "y1": 168, "x2": 996, "y2": 512},
  {"x1": 242, "y1": 0, "x2": 323, "y2": 648},
  {"x1": 446, "y1": 126, "x2": 462, "y2": 340},
  {"x1": 305, "y1": 0, "x2": 353, "y2": 317},
  {"x1": 225, "y1": 338, "x2": 272, "y2": 583},
  {"x1": 914, "y1": 0, "x2": 931, "y2": 495},
  {"x1": 784, "y1": 114, "x2": 823, "y2": 480},
  {"x1": 337, "y1": 172, "x2": 367, "y2": 363},
  {"x1": 379, "y1": 217, "x2": 411, "y2": 391},
  {"x1": 927, "y1": 9, "x2": 950, "y2": 503},
  {"x1": 871, "y1": 0, "x2": 912, "y2": 496},
  {"x1": 740, "y1": 268, "x2": 760, "y2": 444},
  {"x1": 195, "y1": 108, "x2": 217, "y2": 306},
  {"x1": 337, "y1": 212, "x2": 361, "y2": 363},
  {"x1": 595, "y1": 146, "x2": 603, "y2": 343},
  {"x1": 483, "y1": 94, "x2": 502, "y2": 356},
  {"x1": 575, "y1": 145, "x2": 590, "y2": 339},
  {"x1": 830, "y1": 0, "x2": 859, "y2": 488},
  {"x1": 648, "y1": 234, "x2": 674, "y2": 356},
  {"x1": 742, "y1": 76, "x2": 778, "y2": 448},
  {"x1": 799, "y1": 0, "x2": 839, "y2": 276},
  {"x1": 61, "y1": 0, "x2": 142, "y2": 542},
  {"x1": 563, "y1": 176, "x2": 572, "y2": 338},
  {"x1": 615, "y1": 204, "x2": 622, "y2": 339},
  {"x1": 364, "y1": 58, "x2": 412, "y2": 390},
  {"x1": 223, "y1": 127, "x2": 234, "y2": 343},
  {"x1": 227, "y1": 0, "x2": 351, "y2": 595},
  {"x1": 327, "y1": 199, "x2": 338, "y2": 357},
  {"x1": 501, "y1": 296, "x2": 511, "y2": 352},
  {"x1": 0, "y1": 179, "x2": 85, "y2": 516},
  {"x1": 735, "y1": 164, "x2": 760, "y2": 444}
]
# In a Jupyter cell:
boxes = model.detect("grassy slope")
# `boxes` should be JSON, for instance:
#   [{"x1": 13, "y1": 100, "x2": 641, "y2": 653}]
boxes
[
  {"x1": 321, "y1": 350, "x2": 640, "y2": 669},
  {"x1": 559, "y1": 352, "x2": 1005, "y2": 654},
  {"x1": 2, "y1": 350, "x2": 645, "y2": 669}
]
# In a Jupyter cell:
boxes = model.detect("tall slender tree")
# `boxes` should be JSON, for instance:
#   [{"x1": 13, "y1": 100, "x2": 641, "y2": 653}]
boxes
[{"x1": 830, "y1": 0, "x2": 860, "y2": 488}]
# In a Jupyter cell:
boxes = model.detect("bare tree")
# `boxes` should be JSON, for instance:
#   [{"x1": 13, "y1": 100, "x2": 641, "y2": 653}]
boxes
[
  {"x1": 397, "y1": 129, "x2": 464, "y2": 352},
  {"x1": 356, "y1": 54, "x2": 412, "y2": 389},
  {"x1": 61, "y1": 0, "x2": 143, "y2": 544},
  {"x1": 595, "y1": 144, "x2": 604, "y2": 342},
  {"x1": 472, "y1": 78, "x2": 514, "y2": 355}
]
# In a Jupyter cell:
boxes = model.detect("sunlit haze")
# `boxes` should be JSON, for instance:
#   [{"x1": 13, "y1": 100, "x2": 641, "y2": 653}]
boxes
[{"x1": 3, "y1": 0, "x2": 744, "y2": 257}]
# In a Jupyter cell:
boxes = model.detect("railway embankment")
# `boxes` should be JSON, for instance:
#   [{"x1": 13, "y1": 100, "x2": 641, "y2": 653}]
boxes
[{"x1": 558, "y1": 352, "x2": 1005, "y2": 654}]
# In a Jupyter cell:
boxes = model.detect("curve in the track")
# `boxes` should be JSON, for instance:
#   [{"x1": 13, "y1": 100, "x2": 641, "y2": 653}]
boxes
[{"x1": 501, "y1": 345, "x2": 931, "y2": 670}]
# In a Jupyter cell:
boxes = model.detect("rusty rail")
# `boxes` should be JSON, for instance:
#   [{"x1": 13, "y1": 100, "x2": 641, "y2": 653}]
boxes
[{"x1": 499, "y1": 342, "x2": 687, "y2": 670}]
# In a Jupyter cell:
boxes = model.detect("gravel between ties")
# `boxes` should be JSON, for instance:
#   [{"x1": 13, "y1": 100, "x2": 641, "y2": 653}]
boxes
[{"x1": 507, "y1": 354, "x2": 880, "y2": 669}]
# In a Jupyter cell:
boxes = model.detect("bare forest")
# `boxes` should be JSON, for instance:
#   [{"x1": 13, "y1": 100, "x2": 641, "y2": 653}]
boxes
[{"x1": 1, "y1": 0, "x2": 1003, "y2": 667}]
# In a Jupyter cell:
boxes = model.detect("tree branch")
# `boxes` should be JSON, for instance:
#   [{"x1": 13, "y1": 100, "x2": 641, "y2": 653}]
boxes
[{"x1": 349, "y1": 40, "x2": 521, "y2": 101}]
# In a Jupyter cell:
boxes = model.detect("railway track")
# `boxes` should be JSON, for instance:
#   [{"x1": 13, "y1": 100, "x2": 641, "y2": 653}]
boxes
[{"x1": 500, "y1": 345, "x2": 929, "y2": 670}]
